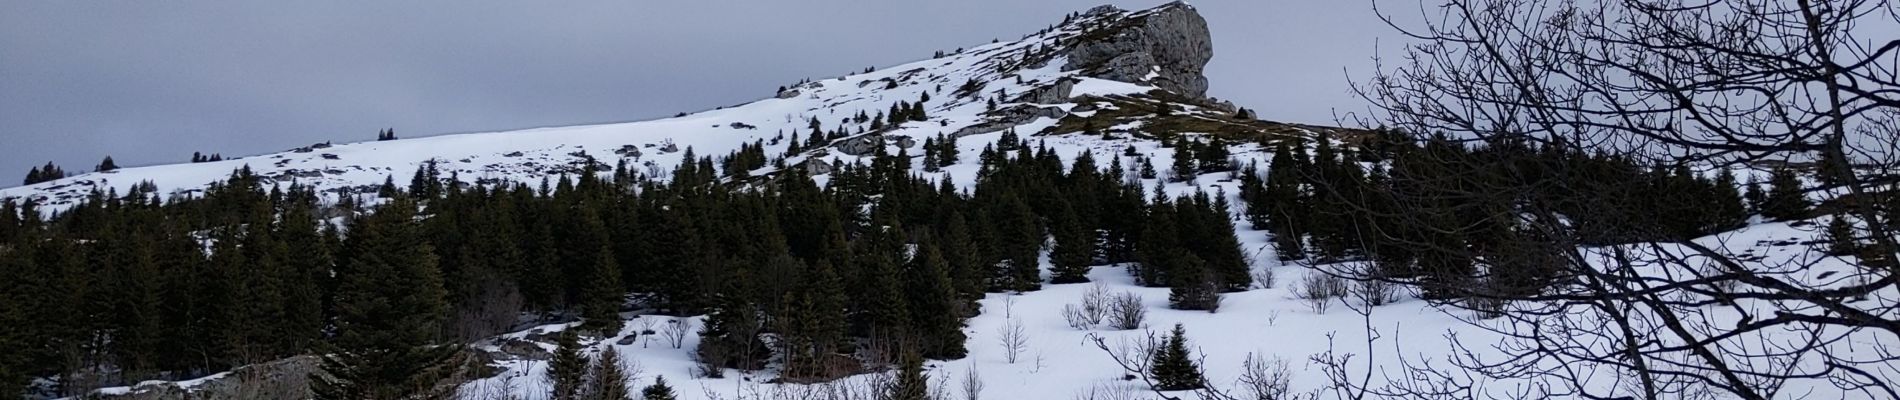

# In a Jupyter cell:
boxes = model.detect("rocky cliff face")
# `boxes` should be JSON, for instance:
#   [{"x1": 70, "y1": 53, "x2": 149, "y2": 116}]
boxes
[{"x1": 1063, "y1": 2, "x2": 1213, "y2": 99}]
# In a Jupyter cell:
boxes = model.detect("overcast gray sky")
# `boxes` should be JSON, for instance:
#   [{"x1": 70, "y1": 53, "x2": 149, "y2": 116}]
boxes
[{"x1": 0, "y1": 1, "x2": 1392, "y2": 186}]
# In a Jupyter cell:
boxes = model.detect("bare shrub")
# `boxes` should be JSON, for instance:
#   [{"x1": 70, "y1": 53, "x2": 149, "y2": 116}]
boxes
[
  {"x1": 998, "y1": 318, "x2": 1029, "y2": 364},
  {"x1": 662, "y1": 317, "x2": 693, "y2": 349},
  {"x1": 1063, "y1": 284, "x2": 1113, "y2": 330},
  {"x1": 1291, "y1": 270, "x2": 1347, "y2": 314},
  {"x1": 1238, "y1": 353, "x2": 1295, "y2": 400},
  {"x1": 1252, "y1": 267, "x2": 1277, "y2": 290},
  {"x1": 1107, "y1": 292, "x2": 1146, "y2": 330},
  {"x1": 961, "y1": 367, "x2": 984, "y2": 400},
  {"x1": 1082, "y1": 283, "x2": 1110, "y2": 322},
  {"x1": 1352, "y1": 275, "x2": 1400, "y2": 307},
  {"x1": 1466, "y1": 293, "x2": 1508, "y2": 320},
  {"x1": 1062, "y1": 305, "x2": 1096, "y2": 330},
  {"x1": 1072, "y1": 383, "x2": 1142, "y2": 400}
]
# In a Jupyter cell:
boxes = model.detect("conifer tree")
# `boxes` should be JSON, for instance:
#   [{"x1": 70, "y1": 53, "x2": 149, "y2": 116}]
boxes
[
  {"x1": 1826, "y1": 214, "x2": 1859, "y2": 256},
  {"x1": 1167, "y1": 254, "x2": 1220, "y2": 311},
  {"x1": 1761, "y1": 167, "x2": 1810, "y2": 221},
  {"x1": 1171, "y1": 141, "x2": 1197, "y2": 183},
  {"x1": 583, "y1": 348, "x2": 632, "y2": 400},
  {"x1": 1139, "y1": 158, "x2": 1157, "y2": 180},
  {"x1": 1049, "y1": 202, "x2": 1094, "y2": 284},
  {"x1": 1149, "y1": 323, "x2": 1204, "y2": 391},
  {"x1": 888, "y1": 351, "x2": 929, "y2": 400},
  {"x1": 1744, "y1": 176, "x2": 1765, "y2": 213},
  {"x1": 641, "y1": 376, "x2": 677, "y2": 400},
  {"x1": 95, "y1": 156, "x2": 119, "y2": 172},
  {"x1": 315, "y1": 198, "x2": 464, "y2": 400},
  {"x1": 906, "y1": 240, "x2": 968, "y2": 359},
  {"x1": 548, "y1": 332, "x2": 589, "y2": 400},
  {"x1": 569, "y1": 206, "x2": 625, "y2": 333}
]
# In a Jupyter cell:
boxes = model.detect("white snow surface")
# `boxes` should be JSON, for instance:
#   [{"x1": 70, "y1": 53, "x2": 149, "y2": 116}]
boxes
[
  {"x1": 47, "y1": 2, "x2": 1898, "y2": 399},
  {"x1": 0, "y1": 5, "x2": 1181, "y2": 212}
]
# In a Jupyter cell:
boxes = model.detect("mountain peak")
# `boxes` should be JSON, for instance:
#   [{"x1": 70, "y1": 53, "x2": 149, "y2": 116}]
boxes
[
  {"x1": 0, "y1": 2, "x2": 1344, "y2": 212},
  {"x1": 1053, "y1": 1, "x2": 1214, "y2": 99}
]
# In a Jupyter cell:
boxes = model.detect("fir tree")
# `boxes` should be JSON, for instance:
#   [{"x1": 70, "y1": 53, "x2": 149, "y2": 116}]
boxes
[
  {"x1": 1171, "y1": 140, "x2": 1197, "y2": 183},
  {"x1": 548, "y1": 332, "x2": 589, "y2": 400},
  {"x1": 641, "y1": 376, "x2": 678, "y2": 400},
  {"x1": 888, "y1": 351, "x2": 929, "y2": 400},
  {"x1": 314, "y1": 198, "x2": 464, "y2": 400},
  {"x1": 1149, "y1": 323, "x2": 1204, "y2": 391},
  {"x1": 1826, "y1": 214, "x2": 1859, "y2": 256},
  {"x1": 906, "y1": 240, "x2": 968, "y2": 359},
  {"x1": 95, "y1": 156, "x2": 119, "y2": 172},
  {"x1": 1049, "y1": 202, "x2": 1094, "y2": 284},
  {"x1": 1761, "y1": 167, "x2": 1810, "y2": 221},
  {"x1": 583, "y1": 348, "x2": 633, "y2": 400}
]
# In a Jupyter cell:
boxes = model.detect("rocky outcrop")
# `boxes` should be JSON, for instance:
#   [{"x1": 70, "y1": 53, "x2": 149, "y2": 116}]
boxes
[
  {"x1": 1062, "y1": 2, "x2": 1213, "y2": 99},
  {"x1": 1016, "y1": 77, "x2": 1079, "y2": 104},
  {"x1": 949, "y1": 105, "x2": 1071, "y2": 139},
  {"x1": 832, "y1": 134, "x2": 917, "y2": 157},
  {"x1": 87, "y1": 356, "x2": 320, "y2": 400}
]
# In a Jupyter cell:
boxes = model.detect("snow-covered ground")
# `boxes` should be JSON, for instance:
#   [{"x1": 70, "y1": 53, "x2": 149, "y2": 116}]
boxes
[
  {"x1": 456, "y1": 207, "x2": 1894, "y2": 400},
  {"x1": 0, "y1": 5, "x2": 1196, "y2": 214},
  {"x1": 39, "y1": 2, "x2": 1895, "y2": 398}
]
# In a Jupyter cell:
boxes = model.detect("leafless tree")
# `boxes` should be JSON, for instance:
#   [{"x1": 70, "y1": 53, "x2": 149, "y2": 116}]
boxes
[
  {"x1": 662, "y1": 317, "x2": 693, "y2": 350},
  {"x1": 1291, "y1": 269, "x2": 1348, "y2": 314},
  {"x1": 1312, "y1": 0, "x2": 1900, "y2": 398},
  {"x1": 1237, "y1": 353, "x2": 1305, "y2": 400},
  {"x1": 998, "y1": 318, "x2": 1029, "y2": 364},
  {"x1": 1107, "y1": 292, "x2": 1147, "y2": 330},
  {"x1": 961, "y1": 367, "x2": 985, "y2": 400}
]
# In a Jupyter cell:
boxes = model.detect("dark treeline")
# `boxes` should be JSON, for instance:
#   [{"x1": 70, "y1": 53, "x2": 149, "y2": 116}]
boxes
[
  {"x1": 0, "y1": 136, "x2": 1249, "y2": 396},
  {"x1": 1240, "y1": 131, "x2": 1774, "y2": 300}
]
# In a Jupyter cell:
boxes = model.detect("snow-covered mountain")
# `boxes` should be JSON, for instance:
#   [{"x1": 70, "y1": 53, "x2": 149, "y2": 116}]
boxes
[
  {"x1": 47, "y1": 3, "x2": 1898, "y2": 400},
  {"x1": 0, "y1": 2, "x2": 1349, "y2": 212}
]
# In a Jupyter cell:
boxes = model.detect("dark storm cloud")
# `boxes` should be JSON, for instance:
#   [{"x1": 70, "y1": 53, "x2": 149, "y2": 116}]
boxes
[{"x1": 0, "y1": 1, "x2": 1391, "y2": 186}]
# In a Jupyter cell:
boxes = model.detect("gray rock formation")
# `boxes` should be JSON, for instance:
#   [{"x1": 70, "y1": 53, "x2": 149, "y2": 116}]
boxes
[
  {"x1": 1062, "y1": 2, "x2": 1213, "y2": 99},
  {"x1": 950, "y1": 105, "x2": 1070, "y2": 139},
  {"x1": 1016, "y1": 77, "x2": 1079, "y2": 104}
]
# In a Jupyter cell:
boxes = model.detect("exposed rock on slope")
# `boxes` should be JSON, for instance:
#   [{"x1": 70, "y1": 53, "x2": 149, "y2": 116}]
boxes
[{"x1": 1063, "y1": 2, "x2": 1213, "y2": 99}]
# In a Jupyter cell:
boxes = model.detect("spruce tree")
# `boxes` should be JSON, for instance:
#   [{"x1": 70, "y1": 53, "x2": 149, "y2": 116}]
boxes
[
  {"x1": 315, "y1": 198, "x2": 464, "y2": 400},
  {"x1": 1171, "y1": 141, "x2": 1197, "y2": 183},
  {"x1": 548, "y1": 332, "x2": 589, "y2": 400},
  {"x1": 1149, "y1": 323, "x2": 1204, "y2": 391},
  {"x1": 1167, "y1": 254, "x2": 1220, "y2": 311},
  {"x1": 889, "y1": 351, "x2": 929, "y2": 400},
  {"x1": 583, "y1": 348, "x2": 632, "y2": 400},
  {"x1": 1049, "y1": 202, "x2": 1094, "y2": 284},
  {"x1": 641, "y1": 376, "x2": 677, "y2": 400},
  {"x1": 1826, "y1": 214, "x2": 1859, "y2": 256},
  {"x1": 906, "y1": 240, "x2": 968, "y2": 359},
  {"x1": 1761, "y1": 167, "x2": 1810, "y2": 221}
]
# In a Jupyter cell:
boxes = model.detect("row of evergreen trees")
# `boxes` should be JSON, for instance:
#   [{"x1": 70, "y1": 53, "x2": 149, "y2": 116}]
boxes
[
  {"x1": 0, "y1": 133, "x2": 1251, "y2": 396},
  {"x1": 1237, "y1": 131, "x2": 1814, "y2": 300}
]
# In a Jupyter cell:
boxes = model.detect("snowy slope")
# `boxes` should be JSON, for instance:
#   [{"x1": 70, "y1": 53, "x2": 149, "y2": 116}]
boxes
[{"x1": 0, "y1": 2, "x2": 1317, "y2": 214}]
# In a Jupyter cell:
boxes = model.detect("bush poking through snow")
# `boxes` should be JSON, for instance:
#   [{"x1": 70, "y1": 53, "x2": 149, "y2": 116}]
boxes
[
  {"x1": 1238, "y1": 353, "x2": 1295, "y2": 400},
  {"x1": 1252, "y1": 267, "x2": 1277, "y2": 290},
  {"x1": 1064, "y1": 284, "x2": 1113, "y2": 330},
  {"x1": 1292, "y1": 270, "x2": 1348, "y2": 314},
  {"x1": 999, "y1": 318, "x2": 1029, "y2": 364},
  {"x1": 1062, "y1": 305, "x2": 1096, "y2": 331},
  {"x1": 961, "y1": 367, "x2": 985, "y2": 400},
  {"x1": 1351, "y1": 264, "x2": 1401, "y2": 307},
  {"x1": 1108, "y1": 292, "x2": 1146, "y2": 330},
  {"x1": 662, "y1": 317, "x2": 693, "y2": 349}
]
